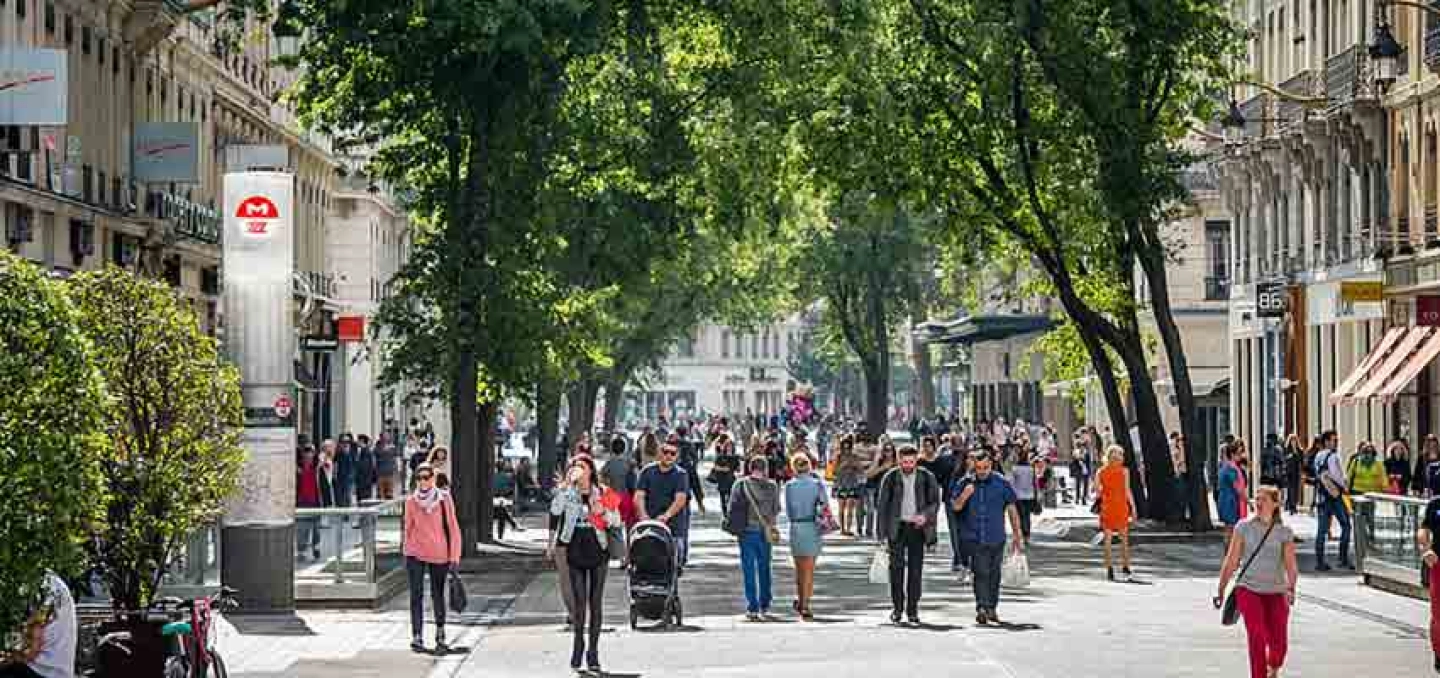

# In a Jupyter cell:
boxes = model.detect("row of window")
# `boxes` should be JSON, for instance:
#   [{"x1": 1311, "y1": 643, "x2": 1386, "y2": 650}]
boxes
[{"x1": 719, "y1": 329, "x2": 793, "y2": 360}]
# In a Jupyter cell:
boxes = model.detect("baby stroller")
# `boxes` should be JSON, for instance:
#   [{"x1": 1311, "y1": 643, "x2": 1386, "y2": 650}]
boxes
[{"x1": 626, "y1": 520, "x2": 682, "y2": 629}]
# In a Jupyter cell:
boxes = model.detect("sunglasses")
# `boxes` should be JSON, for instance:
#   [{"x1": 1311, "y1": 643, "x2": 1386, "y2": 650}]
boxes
[
  {"x1": 661, "y1": 449, "x2": 679, "y2": 457},
  {"x1": 417, "y1": 474, "x2": 434, "y2": 481}
]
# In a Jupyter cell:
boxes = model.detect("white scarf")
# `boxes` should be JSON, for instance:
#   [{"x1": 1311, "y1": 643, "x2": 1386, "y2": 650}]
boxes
[{"x1": 413, "y1": 487, "x2": 445, "y2": 515}]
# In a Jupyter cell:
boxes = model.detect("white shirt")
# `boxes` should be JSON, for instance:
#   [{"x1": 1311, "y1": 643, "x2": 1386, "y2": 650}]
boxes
[
  {"x1": 900, "y1": 471, "x2": 919, "y2": 520},
  {"x1": 29, "y1": 572, "x2": 76, "y2": 678}
]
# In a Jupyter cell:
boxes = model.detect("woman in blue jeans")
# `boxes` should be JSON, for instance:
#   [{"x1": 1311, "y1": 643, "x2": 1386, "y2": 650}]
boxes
[{"x1": 730, "y1": 456, "x2": 781, "y2": 620}]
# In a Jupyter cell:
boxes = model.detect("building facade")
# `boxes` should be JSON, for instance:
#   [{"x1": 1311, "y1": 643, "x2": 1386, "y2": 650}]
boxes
[{"x1": 625, "y1": 317, "x2": 806, "y2": 425}]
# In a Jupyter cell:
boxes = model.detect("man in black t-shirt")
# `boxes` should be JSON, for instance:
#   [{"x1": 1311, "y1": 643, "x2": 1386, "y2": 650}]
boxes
[{"x1": 1417, "y1": 496, "x2": 1440, "y2": 670}]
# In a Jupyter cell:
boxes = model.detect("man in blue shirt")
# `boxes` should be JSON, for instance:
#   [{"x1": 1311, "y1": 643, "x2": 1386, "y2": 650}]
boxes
[
  {"x1": 636, "y1": 443, "x2": 691, "y2": 569},
  {"x1": 951, "y1": 449, "x2": 1025, "y2": 626}
]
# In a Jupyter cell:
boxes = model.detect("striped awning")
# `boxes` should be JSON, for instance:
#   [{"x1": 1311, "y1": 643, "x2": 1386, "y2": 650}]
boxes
[{"x1": 1332, "y1": 327, "x2": 1440, "y2": 404}]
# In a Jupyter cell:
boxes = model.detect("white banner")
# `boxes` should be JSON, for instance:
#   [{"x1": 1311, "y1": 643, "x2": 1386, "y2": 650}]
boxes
[
  {"x1": 0, "y1": 49, "x2": 67, "y2": 125},
  {"x1": 134, "y1": 123, "x2": 200, "y2": 183}
]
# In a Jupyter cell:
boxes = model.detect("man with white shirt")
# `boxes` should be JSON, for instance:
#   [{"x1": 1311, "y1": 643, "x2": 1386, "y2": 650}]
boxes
[
  {"x1": 876, "y1": 445, "x2": 941, "y2": 625},
  {"x1": 0, "y1": 571, "x2": 76, "y2": 678}
]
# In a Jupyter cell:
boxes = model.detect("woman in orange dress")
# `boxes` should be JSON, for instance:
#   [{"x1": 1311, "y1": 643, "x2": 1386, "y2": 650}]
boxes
[{"x1": 1096, "y1": 444, "x2": 1137, "y2": 582}]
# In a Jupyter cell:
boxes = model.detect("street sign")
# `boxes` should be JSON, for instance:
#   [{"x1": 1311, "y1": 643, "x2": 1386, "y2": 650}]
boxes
[
  {"x1": 1341, "y1": 281, "x2": 1384, "y2": 303},
  {"x1": 301, "y1": 335, "x2": 338, "y2": 351},
  {"x1": 1256, "y1": 282, "x2": 1287, "y2": 318},
  {"x1": 1419, "y1": 296, "x2": 1440, "y2": 326},
  {"x1": 272, "y1": 394, "x2": 293, "y2": 419}
]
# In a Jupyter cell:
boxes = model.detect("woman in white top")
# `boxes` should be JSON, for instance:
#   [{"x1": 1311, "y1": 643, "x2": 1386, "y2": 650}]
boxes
[{"x1": 1009, "y1": 446, "x2": 1039, "y2": 545}]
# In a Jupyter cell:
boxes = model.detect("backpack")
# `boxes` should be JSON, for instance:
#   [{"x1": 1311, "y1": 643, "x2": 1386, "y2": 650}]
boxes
[{"x1": 1314, "y1": 451, "x2": 1344, "y2": 498}]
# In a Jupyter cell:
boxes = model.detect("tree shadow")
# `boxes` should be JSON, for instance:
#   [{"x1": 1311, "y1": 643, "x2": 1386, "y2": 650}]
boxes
[
  {"x1": 634, "y1": 623, "x2": 705, "y2": 634},
  {"x1": 979, "y1": 621, "x2": 1042, "y2": 632},
  {"x1": 902, "y1": 622, "x2": 965, "y2": 632},
  {"x1": 431, "y1": 645, "x2": 473, "y2": 656}
]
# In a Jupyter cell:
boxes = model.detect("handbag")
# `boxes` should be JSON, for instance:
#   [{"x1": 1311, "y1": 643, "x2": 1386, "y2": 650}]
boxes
[
  {"x1": 1001, "y1": 551, "x2": 1030, "y2": 588},
  {"x1": 743, "y1": 480, "x2": 781, "y2": 544},
  {"x1": 723, "y1": 483, "x2": 749, "y2": 536},
  {"x1": 440, "y1": 499, "x2": 467, "y2": 614},
  {"x1": 1089, "y1": 497, "x2": 1102, "y2": 515},
  {"x1": 817, "y1": 498, "x2": 840, "y2": 535},
  {"x1": 868, "y1": 546, "x2": 890, "y2": 584},
  {"x1": 1221, "y1": 520, "x2": 1277, "y2": 626}
]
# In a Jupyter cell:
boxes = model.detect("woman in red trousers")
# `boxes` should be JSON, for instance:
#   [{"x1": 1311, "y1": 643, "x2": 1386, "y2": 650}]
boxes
[{"x1": 1215, "y1": 486, "x2": 1298, "y2": 678}]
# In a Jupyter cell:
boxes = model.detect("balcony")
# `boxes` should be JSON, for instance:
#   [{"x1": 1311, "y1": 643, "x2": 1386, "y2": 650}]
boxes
[
  {"x1": 1204, "y1": 276, "x2": 1231, "y2": 301},
  {"x1": 1428, "y1": 205, "x2": 1439, "y2": 242},
  {"x1": 1325, "y1": 44, "x2": 1377, "y2": 110},
  {"x1": 1239, "y1": 93, "x2": 1276, "y2": 139},
  {"x1": 1275, "y1": 70, "x2": 1318, "y2": 129}
]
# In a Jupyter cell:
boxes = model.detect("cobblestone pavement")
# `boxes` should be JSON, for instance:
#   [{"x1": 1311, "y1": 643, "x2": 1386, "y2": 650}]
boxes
[{"x1": 449, "y1": 497, "x2": 1435, "y2": 678}]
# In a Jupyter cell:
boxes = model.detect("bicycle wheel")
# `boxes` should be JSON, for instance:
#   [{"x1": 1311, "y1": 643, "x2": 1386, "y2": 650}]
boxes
[
  {"x1": 209, "y1": 652, "x2": 228, "y2": 678},
  {"x1": 163, "y1": 656, "x2": 188, "y2": 678}
]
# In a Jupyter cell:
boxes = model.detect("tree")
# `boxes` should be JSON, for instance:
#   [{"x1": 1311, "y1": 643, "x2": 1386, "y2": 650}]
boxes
[
  {"x1": 69, "y1": 267, "x2": 244, "y2": 611},
  {"x1": 0, "y1": 253, "x2": 108, "y2": 654},
  {"x1": 797, "y1": 194, "x2": 926, "y2": 433}
]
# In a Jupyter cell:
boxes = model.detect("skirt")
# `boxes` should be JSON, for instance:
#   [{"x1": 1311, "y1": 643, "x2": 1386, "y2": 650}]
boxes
[
  {"x1": 789, "y1": 521, "x2": 823, "y2": 557},
  {"x1": 834, "y1": 474, "x2": 865, "y2": 499}
]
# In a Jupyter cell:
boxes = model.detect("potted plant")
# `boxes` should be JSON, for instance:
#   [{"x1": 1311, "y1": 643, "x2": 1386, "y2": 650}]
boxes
[
  {"x1": 69, "y1": 267, "x2": 244, "y2": 673},
  {"x1": 0, "y1": 253, "x2": 109, "y2": 664}
]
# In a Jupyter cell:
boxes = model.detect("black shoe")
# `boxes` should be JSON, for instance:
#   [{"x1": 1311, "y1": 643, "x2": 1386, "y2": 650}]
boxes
[
  {"x1": 586, "y1": 650, "x2": 601, "y2": 673},
  {"x1": 434, "y1": 628, "x2": 448, "y2": 655},
  {"x1": 1340, "y1": 561, "x2": 1355, "y2": 570},
  {"x1": 570, "y1": 645, "x2": 584, "y2": 671},
  {"x1": 1432, "y1": 653, "x2": 1440, "y2": 673},
  {"x1": 312, "y1": 547, "x2": 321, "y2": 560},
  {"x1": 410, "y1": 637, "x2": 426, "y2": 653},
  {"x1": 1106, "y1": 567, "x2": 1115, "y2": 581},
  {"x1": 985, "y1": 609, "x2": 1001, "y2": 625},
  {"x1": 1316, "y1": 563, "x2": 1333, "y2": 572},
  {"x1": 890, "y1": 609, "x2": 902, "y2": 624},
  {"x1": 906, "y1": 614, "x2": 920, "y2": 625},
  {"x1": 975, "y1": 611, "x2": 988, "y2": 626}
]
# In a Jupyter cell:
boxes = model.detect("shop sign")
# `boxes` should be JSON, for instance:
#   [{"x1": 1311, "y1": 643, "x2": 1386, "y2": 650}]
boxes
[
  {"x1": 1418, "y1": 296, "x2": 1440, "y2": 327},
  {"x1": 0, "y1": 50, "x2": 67, "y2": 125},
  {"x1": 1340, "y1": 281, "x2": 1384, "y2": 303},
  {"x1": 1256, "y1": 281, "x2": 1287, "y2": 318},
  {"x1": 337, "y1": 316, "x2": 365, "y2": 342}
]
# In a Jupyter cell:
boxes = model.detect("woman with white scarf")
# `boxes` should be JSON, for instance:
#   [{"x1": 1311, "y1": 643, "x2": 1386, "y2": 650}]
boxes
[{"x1": 403, "y1": 463, "x2": 462, "y2": 654}]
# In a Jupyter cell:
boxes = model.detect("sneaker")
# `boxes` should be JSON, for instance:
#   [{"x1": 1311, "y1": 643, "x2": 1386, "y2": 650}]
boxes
[
  {"x1": 1316, "y1": 563, "x2": 1333, "y2": 572},
  {"x1": 890, "y1": 609, "x2": 903, "y2": 624},
  {"x1": 975, "y1": 611, "x2": 988, "y2": 626},
  {"x1": 410, "y1": 637, "x2": 426, "y2": 653},
  {"x1": 745, "y1": 612, "x2": 761, "y2": 622},
  {"x1": 1340, "y1": 561, "x2": 1355, "y2": 571},
  {"x1": 570, "y1": 646, "x2": 583, "y2": 671},
  {"x1": 986, "y1": 608, "x2": 1001, "y2": 625},
  {"x1": 434, "y1": 628, "x2": 448, "y2": 654},
  {"x1": 906, "y1": 614, "x2": 920, "y2": 625}
]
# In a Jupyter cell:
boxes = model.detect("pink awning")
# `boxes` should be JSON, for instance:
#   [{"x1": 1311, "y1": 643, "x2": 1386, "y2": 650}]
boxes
[
  {"x1": 1330, "y1": 327, "x2": 1406, "y2": 404},
  {"x1": 1365, "y1": 327, "x2": 1440, "y2": 402}
]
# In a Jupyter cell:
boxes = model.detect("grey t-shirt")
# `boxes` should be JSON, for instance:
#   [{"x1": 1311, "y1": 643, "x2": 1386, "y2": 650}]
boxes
[
  {"x1": 1235, "y1": 516, "x2": 1294, "y2": 595},
  {"x1": 30, "y1": 572, "x2": 76, "y2": 678}
]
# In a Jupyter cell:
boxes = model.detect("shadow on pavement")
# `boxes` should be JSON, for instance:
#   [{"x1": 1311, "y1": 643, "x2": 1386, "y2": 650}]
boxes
[{"x1": 225, "y1": 613, "x2": 317, "y2": 636}]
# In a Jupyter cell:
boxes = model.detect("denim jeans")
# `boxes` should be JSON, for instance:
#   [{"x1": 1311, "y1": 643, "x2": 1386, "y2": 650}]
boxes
[
  {"x1": 738, "y1": 529, "x2": 773, "y2": 613},
  {"x1": 1314, "y1": 496, "x2": 1352, "y2": 566},
  {"x1": 969, "y1": 541, "x2": 1005, "y2": 611},
  {"x1": 859, "y1": 487, "x2": 876, "y2": 537},
  {"x1": 945, "y1": 509, "x2": 966, "y2": 568}
]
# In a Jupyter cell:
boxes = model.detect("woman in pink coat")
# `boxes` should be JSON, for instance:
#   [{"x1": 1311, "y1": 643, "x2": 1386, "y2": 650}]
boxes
[{"x1": 403, "y1": 463, "x2": 462, "y2": 654}]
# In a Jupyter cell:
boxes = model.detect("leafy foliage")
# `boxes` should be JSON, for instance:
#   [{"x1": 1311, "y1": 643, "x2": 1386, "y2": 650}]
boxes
[
  {"x1": 69, "y1": 268, "x2": 244, "y2": 611},
  {"x1": 0, "y1": 253, "x2": 107, "y2": 651}
]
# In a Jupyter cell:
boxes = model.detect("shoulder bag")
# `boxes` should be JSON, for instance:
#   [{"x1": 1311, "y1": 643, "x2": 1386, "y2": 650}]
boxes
[
  {"x1": 1220, "y1": 520, "x2": 1276, "y2": 626},
  {"x1": 816, "y1": 479, "x2": 840, "y2": 535},
  {"x1": 744, "y1": 481, "x2": 781, "y2": 544},
  {"x1": 723, "y1": 480, "x2": 749, "y2": 537},
  {"x1": 440, "y1": 498, "x2": 468, "y2": 614}
]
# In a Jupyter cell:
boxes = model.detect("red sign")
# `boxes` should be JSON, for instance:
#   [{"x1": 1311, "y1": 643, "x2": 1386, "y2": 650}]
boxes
[
  {"x1": 337, "y1": 316, "x2": 365, "y2": 342},
  {"x1": 273, "y1": 394, "x2": 293, "y2": 419},
  {"x1": 235, "y1": 195, "x2": 280, "y2": 238},
  {"x1": 1419, "y1": 296, "x2": 1440, "y2": 327}
]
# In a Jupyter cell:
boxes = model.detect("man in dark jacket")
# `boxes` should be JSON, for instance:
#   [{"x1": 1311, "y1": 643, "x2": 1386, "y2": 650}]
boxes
[
  {"x1": 354, "y1": 434, "x2": 377, "y2": 503},
  {"x1": 333, "y1": 434, "x2": 357, "y2": 507},
  {"x1": 875, "y1": 445, "x2": 941, "y2": 625}
]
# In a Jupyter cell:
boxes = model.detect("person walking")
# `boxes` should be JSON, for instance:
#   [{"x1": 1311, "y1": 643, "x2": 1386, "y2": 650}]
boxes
[
  {"x1": 1217, "y1": 443, "x2": 1249, "y2": 536},
  {"x1": 875, "y1": 445, "x2": 941, "y2": 625},
  {"x1": 1414, "y1": 489, "x2": 1440, "y2": 671},
  {"x1": 951, "y1": 449, "x2": 1025, "y2": 626},
  {"x1": 295, "y1": 443, "x2": 331, "y2": 560},
  {"x1": 1215, "y1": 486, "x2": 1298, "y2": 678},
  {"x1": 375, "y1": 432, "x2": 402, "y2": 500},
  {"x1": 1282, "y1": 434, "x2": 1305, "y2": 514},
  {"x1": 600, "y1": 437, "x2": 636, "y2": 559},
  {"x1": 922, "y1": 435, "x2": 963, "y2": 572},
  {"x1": 1385, "y1": 439, "x2": 1414, "y2": 497},
  {"x1": 636, "y1": 443, "x2": 692, "y2": 568},
  {"x1": 334, "y1": 434, "x2": 357, "y2": 507},
  {"x1": 864, "y1": 439, "x2": 898, "y2": 540},
  {"x1": 1095, "y1": 445, "x2": 1137, "y2": 582},
  {"x1": 1312, "y1": 430, "x2": 1353, "y2": 571},
  {"x1": 711, "y1": 434, "x2": 742, "y2": 512},
  {"x1": 730, "y1": 456, "x2": 780, "y2": 620},
  {"x1": 402, "y1": 464, "x2": 462, "y2": 654},
  {"x1": 354, "y1": 434, "x2": 378, "y2": 503},
  {"x1": 1009, "y1": 446, "x2": 1039, "y2": 545},
  {"x1": 1070, "y1": 431, "x2": 1093, "y2": 505},
  {"x1": 0, "y1": 571, "x2": 76, "y2": 678},
  {"x1": 427, "y1": 446, "x2": 452, "y2": 490},
  {"x1": 833, "y1": 435, "x2": 865, "y2": 536},
  {"x1": 549, "y1": 455, "x2": 615, "y2": 674},
  {"x1": 783, "y1": 454, "x2": 827, "y2": 620}
]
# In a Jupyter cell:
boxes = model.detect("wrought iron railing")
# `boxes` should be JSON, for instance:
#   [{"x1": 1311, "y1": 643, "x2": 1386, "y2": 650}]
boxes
[
  {"x1": 1275, "y1": 70, "x2": 1319, "y2": 129},
  {"x1": 1325, "y1": 44, "x2": 1376, "y2": 109},
  {"x1": 1427, "y1": 27, "x2": 1440, "y2": 72},
  {"x1": 1204, "y1": 276, "x2": 1230, "y2": 300},
  {"x1": 1239, "y1": 93, "x2": 1275, "y2": 138}
]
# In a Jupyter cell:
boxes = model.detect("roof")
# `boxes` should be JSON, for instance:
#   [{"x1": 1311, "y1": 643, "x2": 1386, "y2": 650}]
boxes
[{"x1": 914, "y1": 314, "x2": 1056, "y2": 345}]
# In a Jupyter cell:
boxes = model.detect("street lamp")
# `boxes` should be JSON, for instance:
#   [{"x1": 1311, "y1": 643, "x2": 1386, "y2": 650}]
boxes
[
  {"x1": 1370, "y1": 21, "x2": 1405, "y2": 92},
  {"x1": 1220, "y1": 98, "x2": 1247, "y2": 145},
  {"x1": 271, "y1": 0, "x2": 303, "y2": 59}
]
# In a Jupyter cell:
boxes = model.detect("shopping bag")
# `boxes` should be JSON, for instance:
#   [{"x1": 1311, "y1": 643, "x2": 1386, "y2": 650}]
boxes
[
  {"x1": 447, "y1": 568, "x2": 468, "y2": 614},
  {"x1": 1000, "y1": 551, "x2": 1030, "y2": 589},
  {"x1": 868, "y1": 547, "x2": 890, "y2": 584}
]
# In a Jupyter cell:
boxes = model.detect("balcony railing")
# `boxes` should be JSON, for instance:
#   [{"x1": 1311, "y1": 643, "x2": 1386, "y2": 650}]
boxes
[
  {"x1": 1239, "y1": 93, "x2": 1276, "y2": 138},
  {"x1": 1427, "y1": 205, "x2": 1439, "y2": 242},
  {"x1": 1204, "y1": 276, "x2": 1230, "y2": 300},
  {"x1": 1325, "y1": 44, "x2": 1376, "y2": 109},
  {"x1": 1275, "y1": 70, "x2": 1319, "y2": 129},
  {"x1": 1427, "y1": 26, "x2": 1440, "y2": 72}
]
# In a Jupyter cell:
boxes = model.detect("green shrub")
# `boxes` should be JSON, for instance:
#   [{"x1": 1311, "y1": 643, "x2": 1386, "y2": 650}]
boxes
[
  {"x1": 0, "y1": 252, "x2": 108, "y2": 651},
  {"x1": 69, "y1": 267, "x2": 244, "y2": 611}
]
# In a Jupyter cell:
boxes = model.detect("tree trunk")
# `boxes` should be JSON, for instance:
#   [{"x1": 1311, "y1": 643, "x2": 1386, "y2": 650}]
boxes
[
  {"x1": 863, "y1": 359, "x2": 889, "y2": 436},
  {"x1": 450, "y1": 348, "x2": 481, "y2": 558},
  {"x1": 565, "y1": 378, "x2": 601, "y2": 445},
  {"x1": 476, "y1": 401, "x2": 497, "y2": 544},
  {"x1": 912, "y1": 328, "x2": 936, "y2": 417},
  {"x1": 536, "y1": 377, "x2": 561, "y2": 486},
  {"x1": 1110, "y1": 332, "x2": 1176, "y2": 521},
  {"x1": 865, "y1": 280, "x2": 891, "y2": 434},
  {"x1": 1073, "y1": 318, "x2": 1136, "y2": 461},
  {"x1": 602, "y1": 370, "x2": 627, "y2": 433},
  {"x1": 1138, "y1": 245, "x2": 1213, "y2": 529}
]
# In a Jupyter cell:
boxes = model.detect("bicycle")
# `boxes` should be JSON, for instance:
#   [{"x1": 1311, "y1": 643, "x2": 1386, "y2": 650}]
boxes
[{"x1": 91, "y1": 586, "x2": 239, "y2": 678}]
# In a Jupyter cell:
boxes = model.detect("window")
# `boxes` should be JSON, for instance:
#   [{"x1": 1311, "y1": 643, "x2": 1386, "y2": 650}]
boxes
[
  {"x1": 15, "y1": 0, "x2": 23, "y2": 18},
  {"x1": 97, "y1": 170, "x2": 105, "y2": 205},
  {"x1": 1205, "y1": 219, "x2": 1231, "y2": 300},
  {"x1": 721, "y1": 330, "x2": 731, "y2": 359},
  {"x1": 81, "y1": 26, "x2": 89, "y2": 54},
  {"x1": 63, "y1": 13, "x2": 72, "y2": 45},
  {"x1": 43, "y1": 2, "x2": 52, "y2": 32},
  {"x1": 98, "y1": 38, "x2": 105, "y2": 64},
  {"x1": 751, "y1": 334, "x2": 760, "y2": 359},
  {"x1": 81, "y1": 165, "x2": 93, "y2": 203}
]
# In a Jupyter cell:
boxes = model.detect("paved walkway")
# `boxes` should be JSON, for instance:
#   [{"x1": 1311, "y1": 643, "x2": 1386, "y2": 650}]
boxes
[{"x1": 450, "y1": 492, "x2": 1435, "y2": 678}]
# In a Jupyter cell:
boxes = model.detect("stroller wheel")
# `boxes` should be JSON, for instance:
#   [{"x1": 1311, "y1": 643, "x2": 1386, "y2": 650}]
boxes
[
  {"x1": 673, "y1": 598, "x2": 684, "y2": 627},
  {"x1": 629, "y1": 608, "x2": 638, "y2": 630}
]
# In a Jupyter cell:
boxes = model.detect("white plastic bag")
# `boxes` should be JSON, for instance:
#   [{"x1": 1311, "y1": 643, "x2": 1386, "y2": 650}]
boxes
[
  {"x1": 1001, "y1": 551, "x2": 1030, "y2": 589},
  {"x1": 868, "y1": 547, "x2": 890, "y2": 584}
]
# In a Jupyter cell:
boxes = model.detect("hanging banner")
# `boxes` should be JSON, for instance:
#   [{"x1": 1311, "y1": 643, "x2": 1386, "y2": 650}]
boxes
[
  {"x1": 0, "y1": 49, "x2": 67, "y2": 125},
  {"x1": 133, "y1": 123, "x2": 200, "y2": 182}
]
